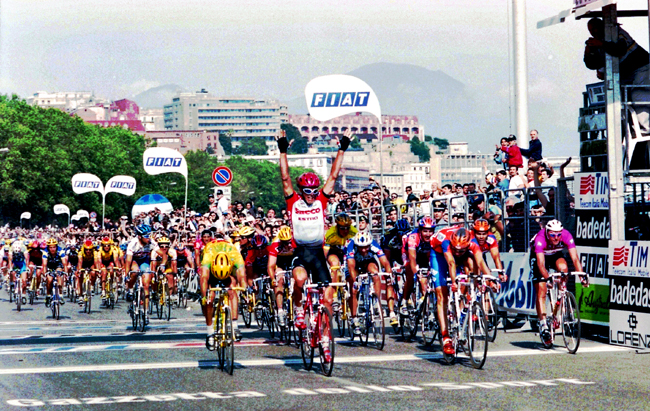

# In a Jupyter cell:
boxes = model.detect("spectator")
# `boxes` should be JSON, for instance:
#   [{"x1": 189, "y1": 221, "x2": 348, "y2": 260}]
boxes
[
  {"x1": 499, "y1": 135, "x2": 523, "y2": 169},
  {"x1": 494, "y1": 137, "x2": 509, "y2": 169},
  {"x1": 215, "y1": 189, "x2": 229, "y2": 216},
  {"x1": 208, "y1": 194, "x2": 218, "y2": 213},
  {"x1": 496, "y1": 170, "x2": 509, "y2": 193},
  {"x1": 519, "y1": 129, "x2": 543, "y2": 161},
  {"x1": 450, "y1": 184, "x2": 467, "y2": 215},
  {"x1": 405, "y1": 186, "x2": 419, "y2": 203},
  {"x1": 508, "y1": 165, "x2": 525, "y2": 198}
]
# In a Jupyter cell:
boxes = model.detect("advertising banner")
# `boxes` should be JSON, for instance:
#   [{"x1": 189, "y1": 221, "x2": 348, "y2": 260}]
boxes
[
  {"x1": 20, "y1": 212, "x2": 31, "y2": 220},
  {"x1": 105, "y1": 175, "x2": 137, "y2": 196},
  {"x1": 609, "y1": 275, "x2": 650, "y2": 348},
  {"x1": 143, "y1": 147, "x2": 188, "y2": 178},
  {"x1": 487, "y1": 252, "x2": 536, "y2": 316},
  {"x1": 577, "y1": 245, "x2": 609, "y2": 278},
  {"x1": 574, "y1": 210, "x2": 610, "y2": 248},
  {"x1": 71, "y1": 214, "x2": 80, "y2": 221},
  {"x1": 609, "y1": 240, "x2": 650, "y2": 277},
  {"x1": 71, "y1": 173, "x2": 104, "y2": 195},
  {"x1": 574, "y1": 172, "x2": 609, "y2": 210},
  {"x1": 576, "y1": 277, "x2": 609, "y2": 326},
  {"x1": 305, "y1": 75, "x2": 382, "y2": 122},
  {"x1": 53, "y1": 204, "x2": 70, "y2": 215},
  {"x1": 76, "y1": 210, "x2": 89, "y2": 219}
]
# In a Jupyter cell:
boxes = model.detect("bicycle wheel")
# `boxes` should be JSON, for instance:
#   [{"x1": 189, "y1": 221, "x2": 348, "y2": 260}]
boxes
[
  {"x1": 335, "y1": 288, "x2": 347, "y2": 338},
  {"x1": 8, "y1": 280, "x2": 13, "y2": 303},
  {"x1": 467, "y1": 302, "x2": 489, "y2": 369},
  {"x1": 156, "y1": 285, "x2": 163, "y2": 320},
  {"x1": 165, "y1": 284, "x2": 172, "y2": 321},
  {"x1": 369, "y1": 295, "x2": 385, "y2": 350},
  {"x1": 53, "y1": 301, "x2": 60, "y2": 320},
  {"x1": 318, "y1": 306, "x2": 335, "y2": 376},
  {"x1": 300, "y1": 310, "x2": 314, "y2": 371},
  {"x1": 254, "y1": 302, "x2": 264, "y2": 330},
  {"x1": 223, "y1": 306, "x2": 235, "y2": 375},
  {"x1": 84, "y1": 281, "x2": 92, "y2": 314},
  {"x1": 421, "y1": 292, "x2": 439, "y2": 347},
  {"x1": 16, "y1": 281, "x2": 21, "y2": 312},
  {"x1": 137, "y1": 290, "x2": 146, "y2": 332},
  {"x1": 442, "y1": 301, "x2": 458, "y2": 365},
  {"x1": 483, "y1": 289, "x2": 498, "y2": 342},
  {"x1": 562, "y1": 292, "x2": 581, "y2": 354},
  {"x1": 131, "y1": 301, "x2": 138, "y2": 330},
  {"x1": 241, "y1": 294, "x2": 252, "y2": 328}
]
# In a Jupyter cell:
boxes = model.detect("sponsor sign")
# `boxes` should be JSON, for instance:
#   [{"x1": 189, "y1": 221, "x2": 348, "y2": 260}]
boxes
[
  {"x1": 577, "y1": 245, "x2": 609, "y2": 278},
  {"x1": 212, "y1": 166, "x2": 233, "y2": 187},
  {"x1": 575, "y1": 172, "x2": 609, "y2": 210},
  {"x1": 576, "y1": 277, "x2": 609, "y2": 325},
  {"x1": 71, "y1": 173, "x2": 104, "y2": 195},
  {"x1": 574, "y1": 0, "x2": 600, "y2": 7},
  {"x1": 105, "y1": 175, "x2": 137, "y2": 196},
  {"x1": 609, "y1": 240, "x2": 650, "y2": 277},
  {"x1": 488, "y1": 252, "x2": 536, "y2": 316},
  {"x1": 574, "y1": 210, "x2": 610, "y2": 248},
  {"x1": 70, "y1": 214, "x2": 80, "y2": 221},
  {"x1": 76, "y1": 210, "x2": 89, "y2": 219},
  {"x1": 305, "y1": 75, "x2": 381, "y2": 122},
  {"x1": 53, "y1": 204, "x2": 70, "y2": 215},
  {"x1": 609, "y1": 309, "x2": 650, "y2": 349},
  {"x1": 143, "y1": 147, "x2": 188, "y2": 178},
  {"x1": 609, "y1": 275, "x2": 650, "y2": 314},
  {"x1": 20, "y1": 212, "x2": 31, "y2": 220}
]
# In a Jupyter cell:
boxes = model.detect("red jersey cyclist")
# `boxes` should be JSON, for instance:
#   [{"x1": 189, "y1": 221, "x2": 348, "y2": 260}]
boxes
[
  {"x1": 401, "y1": 217, "x2": 437, "y2": 315},
  {"x1": 471, "y1": 219, "x2": 507, "y2": 290},
  {"x1": 277, "y1": 128, "x2": 352, "y2": 329}
]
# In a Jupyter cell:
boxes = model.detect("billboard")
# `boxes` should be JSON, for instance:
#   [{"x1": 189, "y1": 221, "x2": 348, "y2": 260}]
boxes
[
  {"x1": 574, "y1": 172, "x2": 609, "y2": 210},
  {"x1": 609, "y1": 275, "x2": 650, "y2": 349},
  {"x1": 609, "y1": 241, "x2": 650, "y2": 277}
]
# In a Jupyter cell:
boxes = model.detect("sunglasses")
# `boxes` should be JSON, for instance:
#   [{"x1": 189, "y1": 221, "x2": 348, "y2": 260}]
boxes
[
  {"x1": 141, "y1": 235, "x2": 150, "y2": 239},
  {"x1": 548, "y1": 232, "x2": 562, "y2": 239},
  {"x1": 302, "y1": 188, "x2": 318, "y2": 195},
  {"x1": 160, "y1": 245, "x2": 169, "y2": 249}
]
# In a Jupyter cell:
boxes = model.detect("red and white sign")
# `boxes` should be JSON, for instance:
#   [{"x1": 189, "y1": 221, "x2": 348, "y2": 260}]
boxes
[
  {"x1": 610, "y1": 240, "x2": 650, "y2": 277},
  {"x1": 212, "y1": 166, "x2": 233, "y2": 187},
  {"x1": 575, "y1": 172, "x2": 609, "y2": 210}
]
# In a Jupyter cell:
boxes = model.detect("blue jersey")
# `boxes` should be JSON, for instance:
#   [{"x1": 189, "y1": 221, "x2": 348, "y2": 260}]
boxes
[
  {"x1": 43, "y1": 246, "x2": 67, "y2": 270},
  {"x1": 345, "y1": 238, "x2": 385, "y2": 264}
]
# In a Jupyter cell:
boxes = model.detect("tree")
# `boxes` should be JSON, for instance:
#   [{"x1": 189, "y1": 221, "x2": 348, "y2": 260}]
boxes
[
  {"x1": 205, "y1": 145, "x2": 215, "y2": 155},
  {"x1": 350, "y1": 136, "x2": 362, "y2": 149},
  {"x1": 408, "y1": 136, "x2": 431, "y2": 162},
  {"x1": 218, "y1": 133, "x2": 232, "y2": 155},
  {"x1": 282, "y1": 123, "x2": 308, "y2": 154},
  {"x1": 234, "y1": 138, "x2": 268, "y2": 155},
  {"x1": 424, "y1": 135, "x2": 432, "y2": 142},
  {"x1": 433, "y1": 137, "x2": 449, "y2": 150}
]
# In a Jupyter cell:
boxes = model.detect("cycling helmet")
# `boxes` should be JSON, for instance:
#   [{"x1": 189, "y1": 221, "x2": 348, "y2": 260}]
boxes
[
  {"x1": 546, "y1": 219, "x2": 563, "y2": 232},
  {"x1": 46, "y1": 238, "x2": 58, "y2": 247},
  {"x1": 210, "y1": 252, "x2": 232, "y2": 280},
  {"x1": 395, "y1": 218, "x2": 410, "y2": 233},
  {"x1": 335, "y1": 213, "x2": 352, "y2": 227},
  {"x1": 354, "y1": 232, "x2": 373, "y2": 247},
  {"x1": 450, "y1": 228, "x2": 472, "y2": 251},
  {"x1": 11, "y1": 243, "x2": 23, "y2": 253},
  {"x1": 473, "y1": 219, "x2": 490, "y2": 233},
  {"x1": 238, "y1": 226, "x2": 255, "y2": 237},
  {"x1": 252, "y1": 234, "x2": 268, "y2": 249},
  {"x1": 83, "y1": 239, "x2": 94, "y2": 249},
  {"x1": 277, "y1": 226, "x2": 292, "y2": 242},
  {"x1": 418, "y1": 216, "x2": 435, "y2": 229},
  {"x1": 157, "y1": 236, "x2": 171, "y2": 245},
  {"x1": 296, "y1": 172, "x2": 320, "y2": 188},
  {"x1": 134, "y1": 224, "x2": 152, "y2": 237},
  {"x1": 100, "y1": 236, "x2": 112, "y2": 245}
]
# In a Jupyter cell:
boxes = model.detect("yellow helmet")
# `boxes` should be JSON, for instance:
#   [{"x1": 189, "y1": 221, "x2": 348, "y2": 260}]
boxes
[
  {"x1": 100, "y1": 236, "x2": 112, "y2": 246},
  {"x1": 335, "y1": 213, "x2": 352, "y2": 227},
  {"x1": 211, "y1": 252, "x2": 232, "y2": 280},
  {"x1": 46, "y1": 238, "x2": 58, "y2": 247},
  {"x1": 277, "y1": 226, "x2": 292, "y2": 242},
  {"x1": 238, "y1": 226, "x2": 255, "y2": 237},
  {"x1": 157, "y1": 236, "x2": 171, "y2": 245}
]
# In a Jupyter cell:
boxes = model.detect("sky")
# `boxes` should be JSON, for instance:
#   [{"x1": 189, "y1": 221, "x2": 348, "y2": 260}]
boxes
[{"x1": 2, "y1": 0, "x2": 650, "y2": 155}]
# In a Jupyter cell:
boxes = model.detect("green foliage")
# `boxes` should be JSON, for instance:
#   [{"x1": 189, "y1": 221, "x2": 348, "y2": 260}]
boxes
[
  {"x1": 408, "y1": 136, "x2": 431, "y2": 162},
  {"x1": 350, "y1": 136, "x2": 362, "y2": 149},
  {"x1": 424, "y1": 135, "x2": 432, "y2": 142},
  {"x1": 233, "y1": 138, "x2": 268, "y2": 155},
  {"x1": 433, "y1": 137, "x2": 449, "y2": 150},
  {"x1": 205, "y1": 145, "x2": 215, "y2": 155},
  {"x1": 218, "y1": 133, "x2": 232, "y2": 155},
  {"x1": 282, "y1": 123, "x2": 308, "y2": 154}
]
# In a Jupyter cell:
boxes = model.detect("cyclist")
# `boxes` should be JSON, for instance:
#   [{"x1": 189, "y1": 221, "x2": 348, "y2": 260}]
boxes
[
  {"x1": 277, "y1": 129, "x2": 352, "y2": 333},
  {"x1": 267, "y1": 225, "x2": 297, "y2": 327},
  {"x1": 125, "y1": 225, "x2": 158, "y2": 324},
  {"x1": 97, "y1": 236, "x2": 122, "y2": 302},
  {"x1": 76, "y1": 239, "x2": 99, "y2": 306},
  {"x1": 1, "y1": 239, "x2": 11, "y2": 282},
  {"x1": 381, "y1": 218, "x2": 411, "y2": 267},
  {"x1": 8, "y1": 239, "x2": 29, "y2": 294},
  {"x1": 401, "y1": 216, "x2": 437, "y2": 315},
  {"x1": 151, "y1": 236, "x2": 178, "y2": 299},
  {"x1": 245, "y1": 233, "x2": 269, "y2": 288},
  {"x1": 471, "y1": 219, "x2": 507, "y2": 288},
  {"x1": 194, "y1": 229, "x2": 215, "y2": 270},
  {"x1": 42, "y1": 238, "x2": 68, "y2": 307},
  {"x1": 346, "y1": 231, "x2": 396, "y2": 332},
  {"x1": 27, "y1": 240, "x2": 44, "y2": 297},
  {"x1": 201, "y1": 239, "x2": 246, "y2": 346},
  {"x1": 324, "y1": 213, "x2": 358, "y2": 281},
  {"x1": 530, "y1": 219, "x2": 586, "y2": 345}
]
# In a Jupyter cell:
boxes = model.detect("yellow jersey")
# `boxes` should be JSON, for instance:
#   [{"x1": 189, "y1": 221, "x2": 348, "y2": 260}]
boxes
[
  {"x1": 324, "y1": 225, "x2": 358, "y2": 247},
  {"x1": 201, "y1": 240, "x2": 245, "y2": 271}
]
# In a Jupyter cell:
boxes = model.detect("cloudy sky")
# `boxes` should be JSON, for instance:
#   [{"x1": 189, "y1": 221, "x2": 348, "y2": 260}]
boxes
[{"x1": 2, "y1": 0, "x2": 649, "y2": 154}]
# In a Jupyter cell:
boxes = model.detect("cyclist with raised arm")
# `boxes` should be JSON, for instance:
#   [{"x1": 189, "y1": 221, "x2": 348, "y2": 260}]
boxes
[
  {"x1": 530, "y1": 219, "x2": 586, "y2": 345},
  {"x1": 471, "y1": 219, "x2": 507, "y2": 289},
  {"x1": 346, "y1": 231, "x2": 396, "y2": 332},
  {"x1": 125, "y1": 225, "x2": 158, "y2": 324},
  {"x1": 201, "y1": 239, "x2": 246, "y2": 346},
  {"x1": 402, "y1": 216, "x2": 437, "y2": 315},
  {"x1": 277, "y1": 128, "x2": 352, "y2": 330},
  {"x1": 76, "y1": 239, "x2": 100, "y2": 306},
  {"x1": 267, "y1": 226, "x2": 297, "y2": 327},
  {"x1": 42, "y1": 238, "x2": 68, "y2": 307}
]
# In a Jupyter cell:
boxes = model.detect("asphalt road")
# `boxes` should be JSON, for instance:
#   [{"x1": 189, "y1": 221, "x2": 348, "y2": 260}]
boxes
[{"x1": 0, "y1": 288, "x2": 647, "y2": 411}]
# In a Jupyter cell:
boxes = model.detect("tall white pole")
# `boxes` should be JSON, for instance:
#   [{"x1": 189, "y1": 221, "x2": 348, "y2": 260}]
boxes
[
  {"x1": 513, "y1": 0, "x2": 530, "y2": 148},
  {"x1": 184, "y1": 177, "x2": 188, "y2": 232},
  {"x1": 379, "y1": 118, "x2": 385, "y2": 233},
  {"x1": 101, "y1": 194, "x2": 106, "y2": 230}
]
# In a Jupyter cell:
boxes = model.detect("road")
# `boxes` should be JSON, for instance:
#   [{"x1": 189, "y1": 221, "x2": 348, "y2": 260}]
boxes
[{"x1": 0, "y1": 288, "x2": 647, "y2": 411}]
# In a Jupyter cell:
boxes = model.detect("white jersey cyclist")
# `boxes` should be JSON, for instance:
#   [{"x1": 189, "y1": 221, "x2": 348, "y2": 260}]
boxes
[{"x1": 285, "y1": 190, "x2": 330, "y2": 247}]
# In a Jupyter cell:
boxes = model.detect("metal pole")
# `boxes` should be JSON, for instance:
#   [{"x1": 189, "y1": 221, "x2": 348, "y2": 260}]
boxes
[
  {"x1": 102, "y1": 194, "x2": 106, "y2": 230},
  {"x1": 379, "y1": 117, "x2": 385, "y2": 234},
  {"x1": 513, "y1": 0, "x2": 530, "y2": 148},
  {"x1": 604, "y1": 4, "x2": 626, "y2": 242},
  {"x1": 184, "y1": 176, "x2": 189, "y2": 232}
]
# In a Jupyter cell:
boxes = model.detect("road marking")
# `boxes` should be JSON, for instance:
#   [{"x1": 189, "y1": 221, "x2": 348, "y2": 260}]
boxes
[
  {"x1": 0, "y1": 322, "x2": 207, "y2": 333},
  {"x1": 0, "y1": 318, "x2": 205, "y2": 326},
  {"x1": 0, "y1": 345, "x2": 629, "y2": 375}
]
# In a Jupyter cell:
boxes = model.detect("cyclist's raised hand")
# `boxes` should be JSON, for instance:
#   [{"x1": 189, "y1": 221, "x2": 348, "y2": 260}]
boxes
[
  {"x1": 275, "y1": 130, "x2": 292, "y2": 153},
  {"x1": 334, "y1": 129, "x2": 355, "y2": 152}
]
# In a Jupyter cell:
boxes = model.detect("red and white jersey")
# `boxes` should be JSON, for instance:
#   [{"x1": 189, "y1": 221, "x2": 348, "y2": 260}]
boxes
[{"x1": 286, "y1": 191, "x2": 329, "y2": 247}]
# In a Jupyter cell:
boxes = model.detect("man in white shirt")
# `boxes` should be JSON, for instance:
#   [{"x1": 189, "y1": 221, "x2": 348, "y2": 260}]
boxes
[
  {"x1": 216, "y1": 190, "x2": 229, "y2": 215},
  {"x1": 508, "y1": 165, "x2": 525, "y2": 200}
]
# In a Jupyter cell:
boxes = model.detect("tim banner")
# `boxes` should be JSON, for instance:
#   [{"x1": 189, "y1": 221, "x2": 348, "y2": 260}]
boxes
[
  {"x1": 576, "y1": 277, "x2": 609, "y2": 326},
  {"x1": 574, "y1": 172, "x2": 609, "y2": 210},
  {"x1": 71, "y1": 173, "x2": 104, "y2": 195},
  {"x1": 609, "y1": 240, "x2": 650, "y2": 277},
  {"x1": 305, "y1": 75, "x2": 381, "y2": 122},
  {"x1": 609, "y1": 275, "x2": 650, "y2": 349},
  {"x1": 577, "y1": 245, "x2": 609, "y2": 278},
  {"x1": 487, "y1": 252, "x2": 536, "y2": 316},
  {"x1": 574, "y1": 210, "x2": 609, "y2": 248}
]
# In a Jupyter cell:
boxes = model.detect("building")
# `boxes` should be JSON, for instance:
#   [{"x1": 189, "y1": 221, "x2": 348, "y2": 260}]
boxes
[
  {"x1": 392, "y1": 162, "x2": 435, "y2": 195},
  {"x1": 370, "y1": 172, "x2": 406, "y2": 197},
  {"x1": 163, "y1": 90, "x2": 287, "y2": 150},
  {"x1": 140, "y1": 108, "x2": 165, "y2": 131},
  {"x1": 287, "y1": 113, "x2": 424, "y2": 142},
  {"x1": 73, "y1": 99, "x2": 145, "y2": 132},
  {"x1": 439, "y1": 151, "x2": 493, "y2": 187},
  {"x1": 145, "y1": 130, "x2": 225, "y2": 158},
  {"x1": 26, "y1": 91, "x2": 108, "y2": 110}
]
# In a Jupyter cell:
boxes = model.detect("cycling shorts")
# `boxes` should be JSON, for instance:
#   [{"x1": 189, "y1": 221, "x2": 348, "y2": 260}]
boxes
[
  {"x1": 327, "y1": 246, "x2": 346, "y2": 262},
  {"x1": 139, "y1": 263, "x2": 151, "y2": 273},
  {"x1": 293, "y1": 245, "x2": 331, "y2": 284},
  {"x1": 352, "y1": 256, "x2": 379, "y2": 277},
  {"x1": 428, "y1": 252, "x2": 449, "y2": 289},
  {"x1": 13, "y1": 261, "x2": 28, "y2": 274},
  {"x1": 208, "y1": 274, "x2": 232, "y2": 289},
  {"x1": 81, "y1": 260, "x2": 95, "y2": 270},
  {"x1": 404, "y1": 252, "x2": 431, "y2": 270},
  {"x1": 530, "y1": 251, "x2": 566, "y2": 283}
]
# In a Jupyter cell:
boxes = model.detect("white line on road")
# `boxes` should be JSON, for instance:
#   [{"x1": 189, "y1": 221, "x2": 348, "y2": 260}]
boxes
[{"x1": 0, "y1": 345, "x2": 630, "y2": 375}]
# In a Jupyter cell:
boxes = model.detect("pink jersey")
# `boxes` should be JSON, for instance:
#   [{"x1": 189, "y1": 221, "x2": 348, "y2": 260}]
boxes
[{"x1": 286, "y1": 191, "x2": 329, "y2": 247}]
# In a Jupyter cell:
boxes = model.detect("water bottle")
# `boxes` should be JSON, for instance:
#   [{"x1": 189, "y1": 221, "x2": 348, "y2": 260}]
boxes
[{"x1": 460, "y1": 309, "x2": 467, "y2": 325}]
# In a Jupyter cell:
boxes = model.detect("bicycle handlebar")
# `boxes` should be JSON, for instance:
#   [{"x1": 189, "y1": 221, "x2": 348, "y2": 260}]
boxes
[
  {"x1": 305, "y1": 282, "x2": 345, "y2": 289},
  {"x1": 208, "y1": 286, "x2": 245, "y2": 292}
]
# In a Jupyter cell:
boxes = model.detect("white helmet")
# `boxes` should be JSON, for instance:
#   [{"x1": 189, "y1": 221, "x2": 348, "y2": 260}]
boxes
[
  {"x1": 546, "y1": 219, "x2": 563, "y2": 232},
  {"x1": 354, "y1": 232, "x2": 373, "y2": 247}
]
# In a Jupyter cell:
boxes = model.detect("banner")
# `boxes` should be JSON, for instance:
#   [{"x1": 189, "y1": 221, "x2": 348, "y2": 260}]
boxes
[
  {"x1": 53, "y1": 204, "x2": 70, "y2": 215},
  {"x1": 576, "y1": 278, "x2": 609, "y2": 326},
  {"x1": 105, "y1": 175, "x2": 137, "y2": 196},
  {"x1": 574, "y1": 172, "x2": 609, "y2": 210},
  {"x1": 305, "y1": 75, "x2": 382, "y2": 122},
  {"x1": 609, "y1": 275, "x2": 650, "y2": 349},
  {"x1": 610, "y1": 240, "x2": 650, "y2": 277},
  {"x1": 577, "y1": 245, "x2": 609, "y2": 278},
  {"x1": 575, "y1": 210, "x2": 610, "y2": 248},
  {"x1": 71, "y1": 173, "x2": 104, "y2": 195},
  {"x1": 487, "y1": 252, "x2": 537, "y2": 316},
  {"x1": 71, "y1": 214, "x2": 80, "y2": 221},
  {"x1": 76, "y1": 210, "x2": 89, "y2": 219},
  {"x1": 143, "y1": 147, "x2": 188, "y2": 178},
  {"x1": 20, "y1": 212, "x2": 31, "y2": 220}
]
